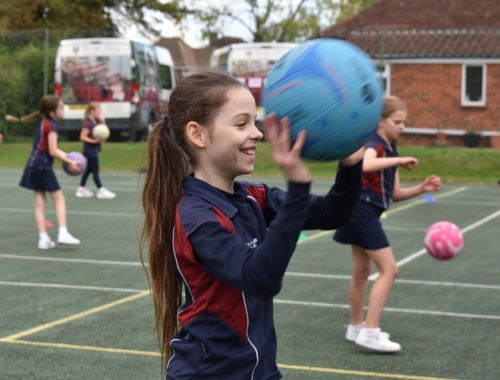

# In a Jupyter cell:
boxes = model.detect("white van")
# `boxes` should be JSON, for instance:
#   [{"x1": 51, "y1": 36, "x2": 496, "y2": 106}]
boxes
[
  {"x1": 210, "y1": 42, "x2": 297, "y2": 120},
  {"x1": 54, "y1": 38, "x2": 175, "y2": 140}
]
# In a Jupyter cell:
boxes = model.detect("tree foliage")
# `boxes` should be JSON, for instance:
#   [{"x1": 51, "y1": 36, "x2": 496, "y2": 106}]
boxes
[
  {"x1": 335, "y1": 0, "x2": 377, "y2": 23},
  {"x1": 0, "y1": 0, "x2": 185, "y2": 36},
  {"x1": 184, "y1": 0, "x2": 340, "y2": 43},
  {"x1": 180, "y1": 0, "x2": 377, "y2": 43}
]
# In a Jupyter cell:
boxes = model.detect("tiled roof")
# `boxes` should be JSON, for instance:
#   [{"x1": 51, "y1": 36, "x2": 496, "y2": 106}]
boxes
[
  {"x1": 321, "y1": 0, "x2": 500, "y2": 58},
  {"x1": 337, "y1": 28, "x2": 500, "y2": 59}
]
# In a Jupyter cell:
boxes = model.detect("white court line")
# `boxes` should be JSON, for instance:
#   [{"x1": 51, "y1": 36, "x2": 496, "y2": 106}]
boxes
[
  {"x1": 274, "y1": 299, "x2": 500, "y2": 320},
  {"x1": 286, "y1": 272, "x2": 351, "y2": 280},
  {"x1": 369, "y1": 209, "x2": 500, "y2": 280},
  {"x1": 434, "y1": 200, "x2": 500, "y2": 207},
  {"x1": 383, "y1": 225, "x2": 426, "y2": 232},
  {"x1": 285, "y1": 272, "x2": 500, "y2": 290},
  {"x1": 1, "y1": 279, "x2": 498, "y2": 321},
  {"x1": 2, "y1": 258, "x2": 497, "y2": 291},
  {"x1": 0, "y1": 183, "x2": 141, "y2": 192},
  {"x1": 0, "y1": 208, "x2": 138, "y2": 218},
  {"x1": 0, "y1": 281, "x2": 143, "y2": 293},
  {"x1": 0, "y1": 253, "x2": 143, "y2": 266}
]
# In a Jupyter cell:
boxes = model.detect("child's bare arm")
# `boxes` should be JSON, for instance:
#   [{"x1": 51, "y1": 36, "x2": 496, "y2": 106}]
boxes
[
  {"x1": 393, "y1": 174, "x2": 441, "y2": 202},
  {"x1": 362, "y1": 148, "x2": 418, "y2": 173}
]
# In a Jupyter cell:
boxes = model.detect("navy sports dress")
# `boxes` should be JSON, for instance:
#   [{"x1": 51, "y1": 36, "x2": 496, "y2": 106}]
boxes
[
  {"x1": 81, "y1": 117, "x2": 102, "y2": 159},
  {"x1": 334, "y1": 133, "x2": 398, "y2": 250},
  {"x1": 19, "y1": 117, "x2": 60, "y2": 192},
  {"x1": 80, "y1": 117, "x2": 103, "y2": 188},
  {"x1": 166, "y1": 163, "x2": 362, "y2": 379}
]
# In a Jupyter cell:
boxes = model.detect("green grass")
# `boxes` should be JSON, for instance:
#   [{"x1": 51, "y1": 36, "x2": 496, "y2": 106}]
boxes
[{"x1": 0, "y1": 141, "x2": 498, "y2": 184}]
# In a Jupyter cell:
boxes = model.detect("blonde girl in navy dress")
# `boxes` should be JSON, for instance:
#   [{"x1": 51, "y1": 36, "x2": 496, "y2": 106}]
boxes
[
  {"x1": 19, "y1": 95, "x2": 81, "y2": 250},
  {"x1": 334, "y1": 96, "x2": 442, "y2": 352},
  {"x1": 75, "y1": 102, "x2": 116, "y2": 199}
]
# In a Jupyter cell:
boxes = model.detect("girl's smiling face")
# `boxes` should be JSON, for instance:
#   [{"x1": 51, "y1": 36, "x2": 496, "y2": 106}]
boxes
[{"x1": 196, "y1": 87, "x2": 263, "y2": 187}]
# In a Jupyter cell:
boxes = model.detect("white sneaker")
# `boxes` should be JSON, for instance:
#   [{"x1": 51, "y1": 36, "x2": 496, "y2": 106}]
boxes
[
  {"x1": 58, "y1": 231, "x2": 80, "y2": 245},
  {"x1": 345, "y1": 323, "x2": 390, "y2": 342},
  {"x1": 355, "y1": 328, "x2": 401, "y2": 352},
  {"x1": 38, "y1": 239, "x2": 55, "y2": 250},
  {"x1": 75, "y1": 186, "x2": 93, "y2": 198},
  {"x1": 96, "y1": 187, "x2": 116, "y2": 199}
]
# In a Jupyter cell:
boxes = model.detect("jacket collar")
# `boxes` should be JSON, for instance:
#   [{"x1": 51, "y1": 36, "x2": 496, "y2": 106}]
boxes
[{"x1": 182, "y1": 175, "x2": 248, "y2": 218}]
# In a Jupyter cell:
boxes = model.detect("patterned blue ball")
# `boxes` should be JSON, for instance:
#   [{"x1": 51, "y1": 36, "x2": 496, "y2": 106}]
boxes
[{"x1": 263, "y1": 38, "x2": 383, "y2": 160}]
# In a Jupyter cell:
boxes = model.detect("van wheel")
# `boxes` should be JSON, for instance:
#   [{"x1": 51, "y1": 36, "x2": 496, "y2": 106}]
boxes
[
  {"x1": 65, "y1": 130, "x2": 80, "y2": 141},
  {"x1": 109, "y1": 130, "x2": 122, "y2": 142},
  {"x1": 131, "y1": 130, "x2": 145, "y2": 142}
]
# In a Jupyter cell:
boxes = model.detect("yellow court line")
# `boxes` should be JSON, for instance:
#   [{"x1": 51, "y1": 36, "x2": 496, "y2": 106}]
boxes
[
  {"x1": 0, "y1": 338, "x2": 160, "y2": 357},
  {"x1": 0, "y1": 339, "x2": 456, "y2": 380},
  {"x1": 299, "y1": 186, "x2": 468, "y2": 243},
  {"x1": 279, "y1": 363, "x2": 457, "y2": 380},
  {"x1": 1, "y1": 290, "x2": 149, "y2": 341},
  {"x1": 382, "y1": 186, "x2": 467, "y2": 216}
]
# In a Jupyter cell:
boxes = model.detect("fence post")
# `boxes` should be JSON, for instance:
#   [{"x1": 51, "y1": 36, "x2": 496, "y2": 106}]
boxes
[{"x1": 43, "y1": 28, "x2": 49, "y2": 95}]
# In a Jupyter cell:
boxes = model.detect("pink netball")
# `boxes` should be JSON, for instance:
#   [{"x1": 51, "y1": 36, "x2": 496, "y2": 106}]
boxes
[{"x1": 424, "y1": 221, "x2": 464, "y2": 260}]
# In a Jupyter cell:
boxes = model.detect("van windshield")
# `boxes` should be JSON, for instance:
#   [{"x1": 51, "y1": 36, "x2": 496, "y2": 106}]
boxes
[{"x1": 60, "y1": 56, "x2": 131, "y2": 104}]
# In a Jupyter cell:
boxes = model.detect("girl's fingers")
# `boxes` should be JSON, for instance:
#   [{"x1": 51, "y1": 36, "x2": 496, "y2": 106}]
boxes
[{"x1": 291, "y1": 130, "x2": 307, "y2": 155}]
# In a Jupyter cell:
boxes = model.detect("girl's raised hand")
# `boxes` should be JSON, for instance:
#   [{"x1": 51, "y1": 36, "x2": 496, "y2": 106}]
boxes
[
  {"x1": 399, "y1": 156, "x2": 418, "y2": 171},
  {"x1": 422, "y1": 175, "x2": 441, "y2": 192},
  {"x1": 262, "y1": 113, "x2": 311, "y2": 183}
]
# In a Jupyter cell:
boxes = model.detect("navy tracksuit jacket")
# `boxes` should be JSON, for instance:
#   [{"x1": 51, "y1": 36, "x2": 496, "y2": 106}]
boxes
[{"x1": 166, "y1": 162, "x2": 362, "y2": 379}]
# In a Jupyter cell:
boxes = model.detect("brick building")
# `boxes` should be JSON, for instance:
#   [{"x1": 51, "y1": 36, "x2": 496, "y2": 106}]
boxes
[{"x1": 321, "y1": 0, "x2": 500, "y2": 148}]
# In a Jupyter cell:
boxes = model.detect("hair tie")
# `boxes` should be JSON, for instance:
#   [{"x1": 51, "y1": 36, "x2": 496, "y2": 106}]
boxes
[{"x1": 163, "y1": 115, "x2": 169, "y2": 125}]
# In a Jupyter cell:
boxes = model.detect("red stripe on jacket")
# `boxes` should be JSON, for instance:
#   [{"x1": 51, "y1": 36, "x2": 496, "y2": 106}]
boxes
[{"x1": 174, "y1": 206, "x2": 249, "y2": 341}]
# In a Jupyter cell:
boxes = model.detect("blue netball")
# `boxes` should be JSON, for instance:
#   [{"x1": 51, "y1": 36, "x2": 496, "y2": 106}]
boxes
[{"x1": 263, "y1": 38, "x2": 383, "y2": 160}]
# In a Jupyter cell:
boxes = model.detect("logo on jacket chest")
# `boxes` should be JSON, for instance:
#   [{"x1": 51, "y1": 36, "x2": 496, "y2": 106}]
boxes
[{"x1": 245, "y1": 238, "x2": 258, "y2": 249}]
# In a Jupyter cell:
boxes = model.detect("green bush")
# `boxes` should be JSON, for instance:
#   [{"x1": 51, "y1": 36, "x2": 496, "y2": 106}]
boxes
[
  {"x1": 0, "y1": 46, "x2": 27, "y2": 139},
  {"x1": 0, "y1": 28, "x2": 114, "y2": 140}
]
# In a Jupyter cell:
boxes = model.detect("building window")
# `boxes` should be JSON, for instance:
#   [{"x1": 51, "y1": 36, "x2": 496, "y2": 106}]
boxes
[
  {"x1": 377, "y1": 63, "x2": 390, "y2": 95},
  {"x1": 462, "y1": 64, "x2": 486, "y2": 106}
]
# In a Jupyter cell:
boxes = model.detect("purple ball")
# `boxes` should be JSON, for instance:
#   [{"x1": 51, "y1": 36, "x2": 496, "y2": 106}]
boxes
[{"x1": 63, "y1": 152, "x2": 87, "y2": 176}]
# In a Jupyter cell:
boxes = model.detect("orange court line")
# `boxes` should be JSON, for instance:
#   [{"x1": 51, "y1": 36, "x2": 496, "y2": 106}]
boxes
[{"x1": 0, "y1": 338, "x2": 456, "y2": 380}]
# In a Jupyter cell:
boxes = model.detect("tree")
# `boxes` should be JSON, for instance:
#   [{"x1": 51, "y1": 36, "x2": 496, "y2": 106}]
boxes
[
  {"x1": 335, "y1": 0, "x2": 377, "y2": 22},
  {"x1": 0, "y1": 0, "x2": 185, "y2": 35},
  {"x1": 183, "y1": 0, "x2": 340, "y2": 43},
  {"x1": 179, "y1": 0, "x2": 377, "y2": 44}
]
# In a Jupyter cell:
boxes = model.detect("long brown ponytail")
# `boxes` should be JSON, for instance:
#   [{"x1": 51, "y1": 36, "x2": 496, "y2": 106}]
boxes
[
  {"x1": 140, "y1": 72, "x2": 245, "y2": 368},
  {"x1": 140, "y1": 117, "x2": 187, "y2": 367},
  {"x1": 5, "y1": 95, "x2": 62, "y2": 123}
]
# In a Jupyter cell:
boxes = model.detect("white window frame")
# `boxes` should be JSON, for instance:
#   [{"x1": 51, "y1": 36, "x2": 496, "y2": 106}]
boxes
[
  {"x1": 377, "y1": 63, "x2": 391, "y2": 95},
  {"x1": 461, "y1": 64, "x2": 487, "y2": 107}
]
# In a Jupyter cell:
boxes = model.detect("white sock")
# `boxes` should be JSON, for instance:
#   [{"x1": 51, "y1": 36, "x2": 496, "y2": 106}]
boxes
[
  {"x1": 362, "y1": 327, "x2": 380, "y2": 336},
  {"x1": 59, "y1": 226, "x2": 68, "y2": 235},
  {"x1": 39, "y1": 232, "x2": 50, "y2": 241}
]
